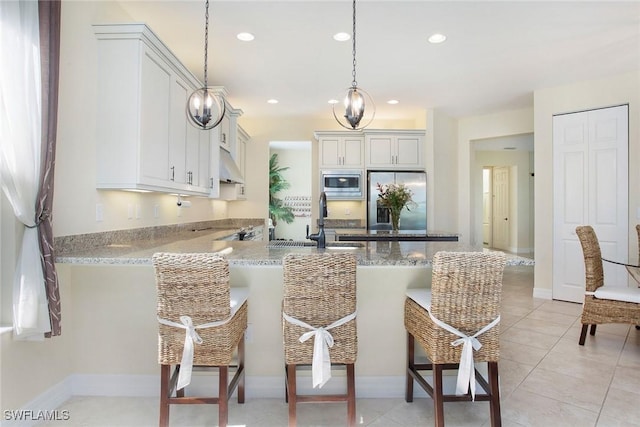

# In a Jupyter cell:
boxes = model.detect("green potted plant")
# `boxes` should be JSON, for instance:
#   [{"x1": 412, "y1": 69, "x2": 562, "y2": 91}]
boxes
[{"x1": 269, "y1": 153, "x2": 294, "y2": 232}]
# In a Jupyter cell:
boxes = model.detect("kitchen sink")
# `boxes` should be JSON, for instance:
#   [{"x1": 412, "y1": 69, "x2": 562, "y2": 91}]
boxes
[{"x1": 266, "y1": 241, "x2": 364, "y2": 249}]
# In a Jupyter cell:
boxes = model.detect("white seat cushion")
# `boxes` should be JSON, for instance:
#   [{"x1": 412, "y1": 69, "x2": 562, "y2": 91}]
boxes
[
  {"x1": 406, "y1": 288, "x2": 432, "y2": 311},
  {"x1": 230, "y1": 288, "x2": 249, "y2": 315},
  {"x1": 594, "y1": 286, "x2": 640, "y2": 304}
]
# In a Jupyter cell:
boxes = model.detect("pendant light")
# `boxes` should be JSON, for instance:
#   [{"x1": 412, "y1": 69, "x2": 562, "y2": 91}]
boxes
[
  {"x1": 187, "y1": 0, "x2": 225, "y2": 130},
  {"x1": 333, "y1": 0, "x2": 375, "y2": 130}
]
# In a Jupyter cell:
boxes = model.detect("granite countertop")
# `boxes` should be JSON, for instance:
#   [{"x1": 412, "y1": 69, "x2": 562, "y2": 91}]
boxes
[{"x1": 55, "y1": 230, "x2": 534, "y2": 267}]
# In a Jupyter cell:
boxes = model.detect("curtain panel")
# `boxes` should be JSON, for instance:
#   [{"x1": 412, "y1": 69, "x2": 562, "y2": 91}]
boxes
[
  {"x1": 0, "y1": 0, "x2": 61, "y2": 339},
  {"x1": 37, "y1": 0, "x2": 61, "y2": 337}
]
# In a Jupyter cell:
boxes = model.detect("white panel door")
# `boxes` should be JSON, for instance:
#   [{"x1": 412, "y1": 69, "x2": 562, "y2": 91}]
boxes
[
  {"x1": 553, "y1": 105, "x2": 628, "y2": 303},
  {"x1": 492, "y1": 167, "x2": 510, "y2": 251}
]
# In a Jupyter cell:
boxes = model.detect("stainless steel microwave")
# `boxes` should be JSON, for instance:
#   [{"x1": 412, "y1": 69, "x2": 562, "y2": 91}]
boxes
[{"x1": 321, "y1": 170, "x2": 363, "y2": 200}]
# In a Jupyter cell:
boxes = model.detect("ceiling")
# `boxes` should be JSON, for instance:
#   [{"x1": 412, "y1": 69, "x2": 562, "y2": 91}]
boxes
[{"x1": 114, "y1": 1, "x2": 640, "y2": 123}]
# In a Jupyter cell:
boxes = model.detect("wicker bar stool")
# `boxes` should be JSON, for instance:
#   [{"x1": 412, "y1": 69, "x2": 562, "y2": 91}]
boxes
[
  {"x1": 282, "y1": 253, "x2": 358, "y2": 427},
  {"x1": 404, "y1": 251, "x2": 506, "y2": 427},
  {"x1": 152, "y1": 252, "x2": 248, "y2": 427},
  {"x1": 575, "y1": 226, "x2": 640, "y2": 345}
]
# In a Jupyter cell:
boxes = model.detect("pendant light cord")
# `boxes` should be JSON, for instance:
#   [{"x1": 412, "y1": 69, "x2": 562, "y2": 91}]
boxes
[
  {"x1": 351, "y1": 0, "x2": 357, "y2": 89},
  {"x1": 203, "y1": 0, "x2": 209, "y2": 88}
]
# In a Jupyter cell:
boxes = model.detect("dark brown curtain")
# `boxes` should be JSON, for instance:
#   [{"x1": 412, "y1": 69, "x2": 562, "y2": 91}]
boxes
[{"x1": 37, "y1": 0, "x2": 61, "y2": 337}]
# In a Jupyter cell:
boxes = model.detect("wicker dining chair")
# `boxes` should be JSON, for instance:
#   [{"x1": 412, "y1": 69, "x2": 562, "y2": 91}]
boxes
[
  {"x1": 282, "y1": 253, "x2": 358, "y2": 427},
  {"x1": 575, "y1": 226, "x2": 640, "y2": 345},
  {"x1": 152, "y1": 252, "x2": 248, "y2": 427},
  {"x1": 404, "y1": 251, "x2": 506, "y2": 427}
]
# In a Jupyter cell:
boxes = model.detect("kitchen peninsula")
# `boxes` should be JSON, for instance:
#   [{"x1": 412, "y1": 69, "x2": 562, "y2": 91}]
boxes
[{"x1": 53, "y1": 226, "x2": 533, "y2": 399}]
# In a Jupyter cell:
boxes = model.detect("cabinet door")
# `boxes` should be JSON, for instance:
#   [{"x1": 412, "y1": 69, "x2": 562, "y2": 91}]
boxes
[
  {"x1": 319, "y1": 137, "x2": 341, "y2": 168},
  {"x1": 396, "y1": 136, "x2": 422, "y2": 167},
  {"x1": 236, "y1": 134, "x2": 247, "y2": 199},
  {"x1": 168, "y1": 76, "x2": 188, "y2": 184},
  {"x1": 185, "y1": 123, "x2": 200, "y2": 186},
  {"x1": 219, "y1": 114, "x2": 231, "y2": 151},
  {"x1": 139, "y1": 48, "x2": 171, "y2": 182},
  {"x1": 198, "y1": 128, "x2": 211, "y2": 190},
  {"x1": 366, "y1": 136, "x2": 394, "y2": 168},
  {"x1": 342, "y1": 137, "x2": 364, "y2": 168}
]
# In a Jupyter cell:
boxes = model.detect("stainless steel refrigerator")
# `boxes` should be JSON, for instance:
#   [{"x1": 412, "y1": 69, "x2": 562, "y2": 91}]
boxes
[{"x1": 367, "y1": 171, "x2": 427, "y2": 230}]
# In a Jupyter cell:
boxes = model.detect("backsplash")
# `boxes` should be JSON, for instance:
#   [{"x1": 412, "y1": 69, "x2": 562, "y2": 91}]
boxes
[{"x1": 323, "y1": 219, "x2": 365, "y2": 229}]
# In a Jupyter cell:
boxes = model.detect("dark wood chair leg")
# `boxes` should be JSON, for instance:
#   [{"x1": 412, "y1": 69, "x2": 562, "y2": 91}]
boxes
[
  {"x1": 590, "y1": 324, "x2": 597, "y2": 336},
  {"x1": 488, "y1": 361, "x2": 502, "y2": 427},
  {"x1": 175, "y1": 365, "x2": 185, "y2": 397},
  {"x1": 347, "y1": 363, "x2": 356, "y2": 427},
  {"x1": 237, "y1": 335, "x2": 245, "y2": 404},
  {"x1": 579, "y1": 324, "x2": 588, "y2": 345},
  {"x1": 433, "y1": 364, "x2": 445, "y2": 427},
  {"x1": 284, "y1": 365, "x2": 289, "y2": 403},
  {"x1": 287, "y1": 364, "x2": 297, "y2": 427},
  {"x1": 406, "y1": 332, "x2": 415, "y2": 402},
  {"x1": 219, "y1": 366, "x2": 229, "y2": 427},
  {"x1": 159, "y1": 365, "x2": 170, "y2": 427}
]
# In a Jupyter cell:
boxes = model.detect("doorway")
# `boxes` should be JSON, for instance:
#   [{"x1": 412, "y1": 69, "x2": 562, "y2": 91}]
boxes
[
  {"x1": 473, "y1": 134, "x2": 534, "y2": 255},
  {"x1": 268, "y1": 141, "x2": 312, "y2": 240},
  {"x1": 482, "y1": 166, "x2": 511, "y2": 251}
]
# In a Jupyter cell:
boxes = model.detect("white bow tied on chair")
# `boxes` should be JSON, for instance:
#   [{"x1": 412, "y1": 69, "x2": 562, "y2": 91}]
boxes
[
  {"x1": 283, "y1": 311, "x2": 357, "y2": 388},
  {"x1": 157, "y1": 314, "x2": 233, "y2": 390},
  {"x1": 427, "y1": 310, "x2": 500, "y2": 400}
]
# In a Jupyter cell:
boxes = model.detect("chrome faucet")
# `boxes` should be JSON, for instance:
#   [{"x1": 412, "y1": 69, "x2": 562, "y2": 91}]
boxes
[{"x1": 306, "y1": 192, "x2": 327, "y2": 248}]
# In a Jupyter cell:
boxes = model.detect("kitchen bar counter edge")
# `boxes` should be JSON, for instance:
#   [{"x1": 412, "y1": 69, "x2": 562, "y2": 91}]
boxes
[{"x1": 55, "y1": 231, "x2": 534, "y2": 267}]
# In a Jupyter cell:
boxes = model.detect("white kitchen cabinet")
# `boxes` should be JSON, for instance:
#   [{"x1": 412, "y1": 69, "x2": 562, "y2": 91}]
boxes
[
  {"x1": 219, "y1": 125, "x2": 249, "y2": 200},
  {"x1": 316, "y1": 132, "x2": 364, "y2": 169},
  {"x1": 94, "y1": 23, "x2": 215, "y2": 196},
  {"x1": 365, "y1": 131, "x2": 424, "y2": 169},
  {"x1": 219, "y1": 113, "x2": 232, "y2": 152}
]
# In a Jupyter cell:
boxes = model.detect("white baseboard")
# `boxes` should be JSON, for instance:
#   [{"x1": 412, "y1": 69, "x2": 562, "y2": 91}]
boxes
[
  {"x1": 533, "y1": 287, "x2": 552, "y2": 300},
  {"x1": 69, "y1": 373, "x2": 434, "y2": 399}
]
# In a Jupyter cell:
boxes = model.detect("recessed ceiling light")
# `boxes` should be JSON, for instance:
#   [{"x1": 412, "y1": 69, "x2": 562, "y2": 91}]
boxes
[
  {"x1": 267, "y1": 99, "x2": 279, "y2": 104},
  {"x1": 237, "y1": 32, "x2": 255, "y2": 42},
  {"x1": 387, "y1": 100, "x2": 399, "y2": 105},
  {"x1": 333, "y1": 32, "x2": 350, "y2": 42},
  {"x1": 428, "y1": 33, "x2": 447, "y2": 44},
  {"x1": 328, "y1": 99, "x2": 340, "y2": 105}
]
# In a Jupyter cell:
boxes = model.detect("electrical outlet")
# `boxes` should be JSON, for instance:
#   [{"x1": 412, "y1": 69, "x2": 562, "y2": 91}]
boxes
[
  {"x1": 245, "y1": 324, "x2": 253, "y2": 343},
  {"x1": 135, "y1": 204, "x2": 142, "y2": 219},
  {"x1": 96, "y1": 204, "x2": 104, "y2": 222},
  {"x1": 154, "y1": 204, "x2": 160, "y2": 218},
  {"x1": 345, "y1": 208, "x2": 351, "y2": 216}
]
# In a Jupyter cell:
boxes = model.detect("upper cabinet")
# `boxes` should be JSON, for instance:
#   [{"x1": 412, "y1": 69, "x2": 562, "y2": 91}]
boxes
[
  {"x1": 219, "y1": 124, "x2": 249, "y2": 200},
  {"x1": 315, "y1": 130, "x2": 425, "y2": 171},
  {"x1": 316, "y1": 132, "x2": 364, "y2": 169},
  {"x1": 365, "y1": 131, "x2": 424, "y2": 169},
  {"x1": 94, "y1": 23, "x2": 218, "y2": 196}
]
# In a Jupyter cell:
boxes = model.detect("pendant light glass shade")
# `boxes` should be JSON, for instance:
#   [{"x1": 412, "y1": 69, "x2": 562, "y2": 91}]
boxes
[
  {"x1": 333, "y1": 0, "x2": 375, "y2": 130},
  {"x1": 187, "y1": 0, "x2": 225, "y2": 130},
  {"x1": 187, "y1": 88, "x2": 225, "y2": 130}
]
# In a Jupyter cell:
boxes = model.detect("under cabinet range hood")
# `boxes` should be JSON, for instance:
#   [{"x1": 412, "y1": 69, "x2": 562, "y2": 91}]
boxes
[{"x1": 219, "y1": 148, "x2": 244, "y2": 184}]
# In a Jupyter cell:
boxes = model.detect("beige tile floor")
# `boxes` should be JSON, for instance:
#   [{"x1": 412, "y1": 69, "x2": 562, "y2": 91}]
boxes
[{"x1": 43, "y1": 266, "x2": 640, "y2": 427}]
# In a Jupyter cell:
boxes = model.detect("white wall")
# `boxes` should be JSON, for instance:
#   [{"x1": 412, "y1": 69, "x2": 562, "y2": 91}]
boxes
[{"x1": 533, "y1": 71, "x2": 639, "y2": 299}]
